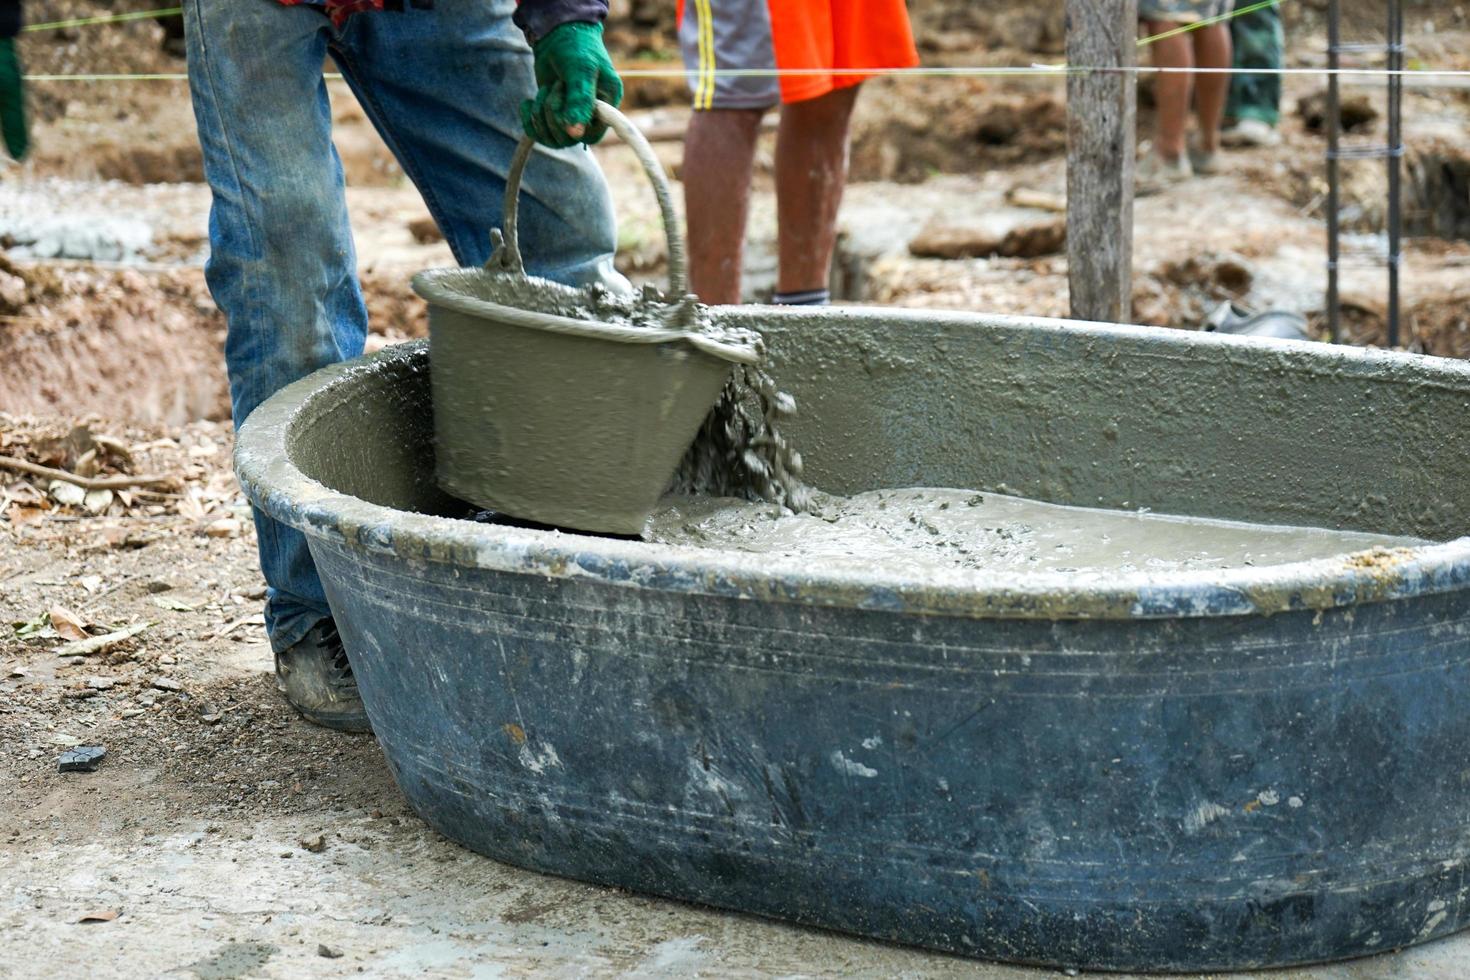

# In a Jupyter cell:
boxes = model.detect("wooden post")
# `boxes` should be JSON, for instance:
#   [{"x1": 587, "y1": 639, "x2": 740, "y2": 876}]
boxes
[{"x1": 1066, "y1": 0, "x2": 1138, "y2": 323}]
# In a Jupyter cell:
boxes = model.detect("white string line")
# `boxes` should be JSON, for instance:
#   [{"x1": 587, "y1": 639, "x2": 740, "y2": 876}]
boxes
[
  {"x1": 620, "y1": 65, "x2": 1470, "y2": 78},
  {"x1": 24, "y1": 65, "x2": 1470, "y2": 85}
]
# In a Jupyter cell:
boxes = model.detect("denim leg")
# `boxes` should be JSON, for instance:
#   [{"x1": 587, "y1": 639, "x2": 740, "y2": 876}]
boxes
[
  {"x1": 185, "y1": 0, "x2": 365, "y2": 652},
  {"x1": 329, "y1": 0, "x2": 620, "y2": 284}
]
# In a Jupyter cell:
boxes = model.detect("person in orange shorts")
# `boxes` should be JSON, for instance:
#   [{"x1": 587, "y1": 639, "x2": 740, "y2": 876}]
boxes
[{"x1": 677, "y1": 0, "x2": 918, "y2": 305}]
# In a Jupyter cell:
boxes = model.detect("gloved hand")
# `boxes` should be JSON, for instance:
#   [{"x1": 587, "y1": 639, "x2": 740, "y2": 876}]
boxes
[
  {"x1": 520, "y1": 21, "x2": 622, "y2": 149},
  {"x1": 0, "y1": 37, "x2": 27, "y2": 161}
]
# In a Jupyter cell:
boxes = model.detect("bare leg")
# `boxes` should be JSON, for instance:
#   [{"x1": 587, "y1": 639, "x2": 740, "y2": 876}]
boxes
[
  {"x1": 683, "y1": 107, "x2": 765, "y2": 305},
  {"x1": 774, "y1": 85, "x2": 861, "y2": 296},
  {"x1": 1147, "y1": 25, "x2": 1193, "y2": 161},
  {"x1": 1190, "y1": 23, "x2": 1233, "y2": 152}
]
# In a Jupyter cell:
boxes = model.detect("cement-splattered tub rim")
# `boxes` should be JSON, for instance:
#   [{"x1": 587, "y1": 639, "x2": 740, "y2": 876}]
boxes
[{"x1": 235, "y1": 321, "x2": 1470, "y2": 622}]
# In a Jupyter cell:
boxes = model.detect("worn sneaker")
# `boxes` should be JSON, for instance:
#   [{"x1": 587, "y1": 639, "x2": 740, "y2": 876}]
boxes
[
  {"x1": 1202, "y1": 300, "x2": 1311, "y2": 342},
  {"x1": 1188, "y1": 139, "x2": 1221, "y2": 176},
  {"x1": 1135, "y1": 147, "x2": 1192, "y2": 196},
  {"x1": 1220, "y1": 118, "x2": 1282, "y2": 148},
  {"x1": 274, "y1": 618, "x2": 372, "y2": 733}
]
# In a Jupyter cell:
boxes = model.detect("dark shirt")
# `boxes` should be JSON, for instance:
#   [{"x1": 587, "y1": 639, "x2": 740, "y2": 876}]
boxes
[
  {"x1": 276, "y1": 0, "x2": 608, "y2": 37},
  {"x1": 512, "y1": 0, "x2": 609, "y2": 42},
  {"x1": 0, "y1": 0, "x2": 611, "y2": 47},
  {"x1": 1, "y1": 0, "x2": 22, "y2": 41}
]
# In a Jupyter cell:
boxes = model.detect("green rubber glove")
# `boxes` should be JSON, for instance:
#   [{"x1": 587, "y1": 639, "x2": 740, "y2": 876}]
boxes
[
  {"x1": 520, "y1": 22, "x2": 622, "y2": 149},
  {"x1": 0, "y1": 37, "x2": 28, "y2": 161}
]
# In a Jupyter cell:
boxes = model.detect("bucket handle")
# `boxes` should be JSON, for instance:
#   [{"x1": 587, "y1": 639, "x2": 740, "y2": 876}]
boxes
[{"x1": 494, "y1": 101, "x2": 688, "y2": 301}]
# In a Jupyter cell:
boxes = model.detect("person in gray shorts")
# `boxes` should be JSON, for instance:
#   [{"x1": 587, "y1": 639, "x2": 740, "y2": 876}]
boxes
[
  {"x1": 1138, "y1": 0, "x2": 1234, "y2": 192},
  {"x1": 675, "y1": 0, "x2": 917, "y2": 305}
]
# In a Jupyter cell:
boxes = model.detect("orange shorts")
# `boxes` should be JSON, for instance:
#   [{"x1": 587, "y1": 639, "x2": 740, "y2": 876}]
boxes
[{"x1": 676, "y1": 0, "x2": 920, "y2": 110}]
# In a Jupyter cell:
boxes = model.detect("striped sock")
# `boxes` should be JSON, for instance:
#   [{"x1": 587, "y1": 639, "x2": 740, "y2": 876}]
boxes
[{"x1": 771, "y1": 288, "x2": 830, "y2": 306}]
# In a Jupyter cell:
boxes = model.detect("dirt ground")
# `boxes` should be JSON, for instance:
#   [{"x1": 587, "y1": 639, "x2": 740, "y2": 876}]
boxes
[{"x1": 4, "y1": 1, "x2": 1470, "y2": 976}]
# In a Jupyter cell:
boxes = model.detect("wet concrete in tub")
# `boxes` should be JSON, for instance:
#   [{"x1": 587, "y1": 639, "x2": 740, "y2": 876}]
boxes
[
  {"x1": 420, "y1": 277, "x2": 1426, "y2": 567},
  {"x1": 645, "y1": 488, "x2": 1425, "y2": 575}
]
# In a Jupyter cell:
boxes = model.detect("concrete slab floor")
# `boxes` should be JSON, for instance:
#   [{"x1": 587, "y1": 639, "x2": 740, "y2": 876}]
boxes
[
  {"x1": 8, "y1": 811, "x2": 1470, "y2": 980},
  {"x1": 5, "y1": 809, "x2": 1470, "y2": 979},
  {"x1": 5, "y1": 740, "x2": 1469, "y2": 977}
]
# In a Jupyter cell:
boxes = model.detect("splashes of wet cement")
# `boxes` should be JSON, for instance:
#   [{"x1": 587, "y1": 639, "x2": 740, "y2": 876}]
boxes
[{"x1": 669, "y1": 362, "x2": 814, "y2": 513}]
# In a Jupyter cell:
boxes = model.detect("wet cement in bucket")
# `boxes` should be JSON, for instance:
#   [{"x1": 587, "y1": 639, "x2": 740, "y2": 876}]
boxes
[
  {"x1": 473, "y1": 277, "x2": 816, "y2": 513},
  {"x1": 645, "y1": 488, "x2": 1425, "y2": 575},
  {"x1": 419, "y1": 267, "x2": 808, "y2": 532}
]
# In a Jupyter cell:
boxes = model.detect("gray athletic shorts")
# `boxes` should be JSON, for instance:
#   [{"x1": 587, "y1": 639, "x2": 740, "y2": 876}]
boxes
[
  {"x1": 678, "y1": 0, "x2": 781, "y2": 109},
  {"x1": 1139, "y1": 0, "x2": 1234, "y2": 24},
  {"x1": 677, "y1": 0, "x2": 919, "y2": 110}
]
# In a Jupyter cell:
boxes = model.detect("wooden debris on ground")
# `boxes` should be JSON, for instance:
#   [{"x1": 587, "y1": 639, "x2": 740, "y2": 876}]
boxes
[
  {"x1": 54, "y1": 621, "x2": 155, "y2": 658},
  {"x1": 0, "y1": 416, "x2": 246, "y2": 540}
]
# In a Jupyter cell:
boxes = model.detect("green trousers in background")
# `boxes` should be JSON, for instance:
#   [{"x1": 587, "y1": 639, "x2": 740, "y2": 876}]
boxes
[{"x1": 1225, "y1": 0, "x2": 1283, "y2": 126}]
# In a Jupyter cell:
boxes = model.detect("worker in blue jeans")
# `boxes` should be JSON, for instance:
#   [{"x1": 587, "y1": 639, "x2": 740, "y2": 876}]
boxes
[{"x1": 185, "y1": 0, "x2": 623, "y2": 732}]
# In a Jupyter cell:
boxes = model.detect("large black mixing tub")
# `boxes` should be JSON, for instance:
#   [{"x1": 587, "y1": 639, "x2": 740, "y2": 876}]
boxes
[{"x1": 235, "y1": 308, "x2": 1470, "y2": 972}]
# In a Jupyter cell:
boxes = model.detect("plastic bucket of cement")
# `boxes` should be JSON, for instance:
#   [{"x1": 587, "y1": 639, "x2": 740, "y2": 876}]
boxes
[{"x1": 413, "y1": 103, "x2": 759, "y2": 535}]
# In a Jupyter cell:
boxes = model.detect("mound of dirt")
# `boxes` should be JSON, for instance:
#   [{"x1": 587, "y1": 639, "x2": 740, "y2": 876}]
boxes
[
  {"x1": 0, "y1": 257, "x2": 425, "y2": 426},
  {"x1": 850, "y1": 79, "x2": 1067, "y2": 183},
  {"x1": 18, "y1": 1, "x2": 181, "y2": 121},
  {"x1": 1317, "y1": 288, "x2": 1470, "y2": 354},
  {"x1": 909, "y1": 0, "x2": 1066, "y2": 56},
  {"x1": 0, "y1": 260, "x2": 228, "y2": 425},
  {"x1": 1406, "y1": 140, "x2": 1470, "y2": 240},
  {"x1": 0, "y1": 412, "x2": 397, "y2": 826}
]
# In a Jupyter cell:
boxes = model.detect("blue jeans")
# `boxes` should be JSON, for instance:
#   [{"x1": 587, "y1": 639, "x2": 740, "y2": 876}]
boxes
[{"x1": 185, "y1": 0, "x2": 620, "y2": 653}]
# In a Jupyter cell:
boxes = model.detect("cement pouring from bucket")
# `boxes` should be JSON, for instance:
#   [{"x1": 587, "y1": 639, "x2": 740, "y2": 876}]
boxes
[{"x1": 413, "y1": 102, "x2": 762, "y2": 536}]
